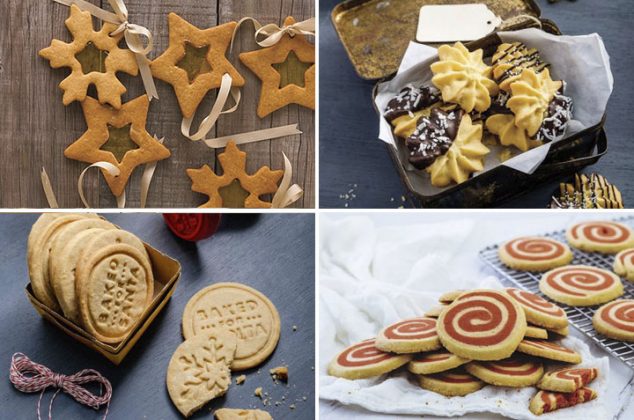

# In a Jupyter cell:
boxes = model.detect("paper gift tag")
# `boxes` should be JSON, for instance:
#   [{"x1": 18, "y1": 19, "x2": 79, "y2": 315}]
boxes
[{"x1": 416, "y1": 5, "x2": 502, "y2": 43}]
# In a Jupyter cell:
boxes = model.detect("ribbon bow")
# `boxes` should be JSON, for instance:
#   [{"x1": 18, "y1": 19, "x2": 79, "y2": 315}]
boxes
[
  {"x1": 53, "y1": 0, "x2": 158, "y2": 99},
  {"x1": 9, "y1": 353, "x2": 112, "y2": 420},
  {"x1": 231, "y1": 17, "x2": 315, "y2": 52}
]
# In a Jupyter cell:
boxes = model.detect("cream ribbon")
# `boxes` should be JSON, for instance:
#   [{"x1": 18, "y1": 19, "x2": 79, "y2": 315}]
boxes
[
  {"x1": 181, "y1": 73, "x2": 302, "y2": 147},
  {"x1": 52, "y1": 0, "x2": 158, "y2": 100},
  {"x1": 271, "y1": 153, "x2": 304, "y2": 208},
  {"x1": 230, "y1": 17, "x2": 315, "y2": 51}
]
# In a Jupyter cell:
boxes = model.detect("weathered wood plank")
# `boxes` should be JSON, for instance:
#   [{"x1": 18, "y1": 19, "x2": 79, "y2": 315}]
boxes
[{"x1": 0, "y1": 0, "x2": 314, "y2": 208}]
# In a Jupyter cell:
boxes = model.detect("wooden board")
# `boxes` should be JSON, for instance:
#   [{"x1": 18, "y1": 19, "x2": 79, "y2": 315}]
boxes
[
  {"x1": 0, "y1": 213, "x2": 315, "y2": 419},
  {"x1": 0, "y1": 0, "x2": 314, "y2": 208}
]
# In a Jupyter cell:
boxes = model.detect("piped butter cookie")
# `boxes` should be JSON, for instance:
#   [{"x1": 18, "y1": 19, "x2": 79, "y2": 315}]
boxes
[{"x1": 328, "y1": 338, "x2": 412, "y2": 380}]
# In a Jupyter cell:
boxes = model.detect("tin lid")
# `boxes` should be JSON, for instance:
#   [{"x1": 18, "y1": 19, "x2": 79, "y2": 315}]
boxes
[
  {"x1": 163, "y1": 214, "x2": 221, "y2": 241},
  {"x1": 331, "y1": 0, "x2": 542, "y2": 80}
]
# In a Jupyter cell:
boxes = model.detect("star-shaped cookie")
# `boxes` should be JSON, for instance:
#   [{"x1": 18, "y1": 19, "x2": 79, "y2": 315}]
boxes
[
  {"x1": 150, "y1": 13, "x2": 245, "y2": 119},
  {"x1": 64, "y1": 95, "x2": 171, "y2": 197},
  {"x1": 39, "y1": 4, "x2": 138, "y2": 109},
  {"x1": 187, "y1": 141, "x2": 283, "y2": 208},
  {"x1": 239, "y1": 16, "x2": 315, "y2": 118}
]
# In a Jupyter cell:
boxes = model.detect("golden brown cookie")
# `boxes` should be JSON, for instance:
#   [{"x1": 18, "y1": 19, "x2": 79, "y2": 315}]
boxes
[
  {"x1": 239, "y1": 17, "x2": 315, "y2": 118},
  {"x1": 215, "y1": 408, "x2": 272, "y2": 420},
  {"x1": 539, "y1": 265, "x2": 623, "y2": 306},
  {"x1": 167, "y1": 330, "x2": 237, "y2": 417},
  {"x1": 492, "y1": 42, "x2": 549, "y2": 92},
  {"x1": 529, "y1": 387, "x2": 597, "y2": 415},
  {"x1": 566, "y1": 221, "x2": 634, "y2": 254},
  {"x1": 38, "y1": 4, "x2": 138, "y2": 109},
  {"x1": 525, "y1": 325, "x2": 548, "y2": 339},
  {"x1": 486, "y1": 114, "x2": 539, "y2": 152},
  {"x1": 187, "y1": 141, "x2": 283, "y2": 208},
  {"x1": 465, "y1": 355, "x2": 544, "y2": 387},
  {"x1": 408, "y1": 350, "x2": 469, "y2": 375},
  {"x1": 505, "y1": 288, "x2": 568, "y2": 330},
  {"x1": 516, "y1": 339, "x2": 581, "y2": 364},
  {"x1": 592, "y1": 299, "x2": 634, "y2": 342},
  {"x1": 499, "y1": 237, "x2": 573, "y2": 272},
  {"x1": 77, "y1": 244, "x2": 154, "y2": 343},
  {"x1": 418, "y1": 367, "x2": 485, "y2": 397},
  {"x1": 64, "y1": 95, "x2": 171, "y2": 197},
  {"x1": 438, "y1": 290, "x2": 466, "y2": 304},
  {"x1": 537, "y1": 367, "x2": 598, "y2": 393},
  {"x1": 327, "y1": 338, "x2": 412, "y2": 380},
  {"x1": 375, "y1": 317, "x2": 441, "y2": 354},
  {"x1": 150, "y1": 13, "x2": 245, "y2": 119},
  {"x1": 613, "y1": 249, "x2": 634, "y2": 281},
  {"x1": 182, "y1": 282, "x2": 280, "y2": 370}
]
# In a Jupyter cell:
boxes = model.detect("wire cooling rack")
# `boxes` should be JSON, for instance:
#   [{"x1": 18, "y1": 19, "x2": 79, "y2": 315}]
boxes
[{"x1": 479, "y1": 218, "x2": 634, "y2": 370}]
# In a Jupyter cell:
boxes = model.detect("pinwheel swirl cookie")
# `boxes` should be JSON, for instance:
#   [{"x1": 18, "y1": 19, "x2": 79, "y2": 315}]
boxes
[
  {"x1": 375, "y1": 317, "x2": 441, "y2": 353},
  {"x1": 465, "y1": 355, "x2": 544, "y2": 387},
  {"x1": 430, "y1": 42, "x2": 498, "y2": 113},
  {"x1": 538, "y1": 367, "x2": 598, "y2": 393},
  {"x1": 408, "y1": 350, "x2": 469, "y2": 375},
  {"x1": 517, "y1": 339, "x2": 581, "y2": 364},
  {"x1": 530, "y1": 387, "x2": 597, "y2": 416},
  {"x1": 505, "y1": 288, "x2": 568, "y2": 330},
  {"x1": 437, "y1": 289, "x2": 526, "y2": 360},
  {"x1": 328, "y1": 339, "x2": 412, "y2": 380},
  {"x1": 418, "y1": 367, "x2": 485, "y2": 396},
  {"x1": 539, "y1": 265, "x2": 623, "y2": 306},
  {"x1": 592, "y1": 299, "x2": 634, "y2": 342},
  {"x1": 566, "y1": 221, "x2": 634, "y2": 254},
  {"x1": 614, "y1": 249, "x2": 634, "y2": 281},
  {"x1": 499, "y1": 236, "x2": 573, "y2": 271}
]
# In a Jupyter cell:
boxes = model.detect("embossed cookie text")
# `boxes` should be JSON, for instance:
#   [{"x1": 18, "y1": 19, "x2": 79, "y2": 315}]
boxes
[{"x1": 194, "y1": 299, "x2": 268, "y2": 340}]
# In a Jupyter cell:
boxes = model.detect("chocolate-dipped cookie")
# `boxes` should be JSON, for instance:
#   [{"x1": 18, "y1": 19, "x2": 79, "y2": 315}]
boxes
[
  {"x1": 405, "y1": 107, "x2": 463, "y2": 170},
  {"x1": 384, "y1": 84, "x2": 440, "y2": 122}
]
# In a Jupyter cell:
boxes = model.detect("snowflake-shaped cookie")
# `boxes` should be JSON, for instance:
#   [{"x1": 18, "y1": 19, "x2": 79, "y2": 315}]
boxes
[
  {"x1": 186, "y1": 141, "x2": 283, "y2": 208},
  {"x1": 427, "y1": 114, "x2": 489, "y2": 187},
  {"x1": 431, "y1": 42, "x2": 498, "y2": 113},
  {"x1": 39, "y1": 4, "x2": 138, "y2": 109},
  {"x1": 507, "y1": 68, "x2": 562, "y2": 136}
]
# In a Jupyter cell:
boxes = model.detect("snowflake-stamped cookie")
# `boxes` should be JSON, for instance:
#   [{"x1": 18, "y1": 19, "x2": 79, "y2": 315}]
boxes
[{"x1": 167, "y1": 329, "x2": 238, "y2": 417}]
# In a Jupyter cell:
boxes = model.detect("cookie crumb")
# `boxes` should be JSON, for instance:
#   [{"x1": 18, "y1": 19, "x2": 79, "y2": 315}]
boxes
[
  {"x1": 254, "y1": 387, "x2": 263, "y2": 398},
  {"x1": 289, "y1": 404, "x2": 296, "y2": 410},
  {"x1": 270, "y1": 366, "x2": 288, "y2": 382},
  {"x1": 292, "y1": 325, "x2": 297, "y2": 331},
  {"x1": 236, "y1": 375, "x2": 246, "y2": 385}
]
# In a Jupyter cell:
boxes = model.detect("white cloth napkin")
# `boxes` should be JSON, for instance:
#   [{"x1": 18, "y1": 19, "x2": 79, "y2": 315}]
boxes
[{"x1": 319, "y1": 216, "x2": 609, "y2": 419}]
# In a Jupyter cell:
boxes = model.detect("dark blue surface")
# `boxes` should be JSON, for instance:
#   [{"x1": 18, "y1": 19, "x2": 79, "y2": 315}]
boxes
[
  {"x1": 319, "y1": 0, "x2": 634, "y2": 208},
  {"x1": 0, "y1": 213, "x2": 315, "y2": 419}
]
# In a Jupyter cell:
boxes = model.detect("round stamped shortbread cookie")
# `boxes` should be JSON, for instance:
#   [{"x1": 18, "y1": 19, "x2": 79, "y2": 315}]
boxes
[
  {"x1": 375, "y1": 317, "x2": 441, "y2": 354},
  {"x1": 77, "y1": 244, "x2": 154, "y2": 343},
  {"x1": 465, "y1": 355, "x2": 544, "y2": 387},
  {"x1": 539, "y1": 265, "x2": 623, "y2": 306},
  {"x1": 592, "y1": 299, "x2": 634, "y2": 342},
  {"x1": 517, "y1": 339, "x2": 581, "y2": 363},
  {"x1": 613, "y1": 248, "x2": 634, "y2": 282},
  {"x1": 437, "y1": 289, "x2": 526, "y2": 361},
  {"x1": 27, "y1": 213, "x2": 99, "y2": 311},
  {"x1": 215, "y1": 409, "x2": 272, "y2": 420},
  {"x1": 438, "y1": 290, "x2": 466, "y2": 304},
  {"x1": 525, "y1": 325, "x2": 548, "y2": 339},
  {"x1": 499, "y1": 236, "x2": 573, "y2": 271},
  {"x1": 408, "y1": 350, "x2": 469, "y2": 375},
  {"x1": 505, "y1": 288, "x2": 568, "y2": 330},
  {"x1": 182, "y1": 282, "x2": 280, "y2": 370},
  {"x1": 418, "y1": 367, "x2": 485, "y2": 397},
  {"x1": 167, "y1": 330, "x2": 237, "y2": 417},
  {"x1": 566, "y1": 221, "x2": 634, "y2": 254},
  {"x1": 529, "y1": 387, "x2": 597, "y2": 415},
  {"x1": 77, "y1": 229, "x2": 149, "y2": 273},
  {"x1": 327, "y1": 338, "x2": 412, "y2": 380},
  {"x1": 537, "y1": 367, "x2": 598, "y2": 393}
]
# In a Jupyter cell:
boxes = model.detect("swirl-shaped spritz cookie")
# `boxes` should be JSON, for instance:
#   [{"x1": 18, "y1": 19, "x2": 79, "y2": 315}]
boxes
[
  {"x1": 517, "y1": 339, "x2": 581, "y2": 363},
  {"x1": 529, "y1": 387, "x2": 597, "y2": 415},
  {"x1": 465, "y1": 355, "x2": 544, "y2": 387},
  {"x1": 539, "y1": 265, "x2": 623, "y2": 306},
  {"x1": 499, "y1": 237, "x2": 573, "y2": 271},
  {"x1": 566, "y1": 221, "x2": 634, "y2": 254},
  {"x1": 327, "y1": 339, "x2": 412, "y2": 380},
  {"x1": 505, "y1": 288, "x2": 568, "y2": 330},
  {"x1": 437, "y1": 290, "x2": 526, "y2": 361},
  {"x1": 592, "y1": 299, "x2": 634, "y2": 342},
  {"x1": 418, "y1": 367, "x2": 485, "y2": 397},
  {"x1": 537, "y1": 367, "x2": 598, "y2": 393},
  {"x1": 613, "y1": 249, "x2": 634, "y2": 282},
  {"x1": 376, "y1": 317, "x2": 441, "y2": 353},
  {"x1": 408, "y1": 350, "x2": 470, "y2": 375}
]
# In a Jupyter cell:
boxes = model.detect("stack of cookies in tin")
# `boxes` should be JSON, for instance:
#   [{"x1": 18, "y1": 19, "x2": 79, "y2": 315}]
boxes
[
  {"x1": 27, "y1": 213, "x2": 154, "y2": 344},
  {"x1": 327, "y1": 288, "x2": 599, "y2": 416}
]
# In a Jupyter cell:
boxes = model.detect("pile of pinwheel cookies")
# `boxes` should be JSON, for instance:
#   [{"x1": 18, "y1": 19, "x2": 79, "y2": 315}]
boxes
[
  {"x1": 328, "y1": 288, "x2": 598, "y2": 416},
  {"x1": 27, "y1": 213, "x2": 154, "y2": 343},
  {"x1": 382, "y1": 41, "x2": 573, "y2": 188}
]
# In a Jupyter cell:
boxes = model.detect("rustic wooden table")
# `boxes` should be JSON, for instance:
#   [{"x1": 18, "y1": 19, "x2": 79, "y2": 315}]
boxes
[
  {"x1": 0, "y1": 0, "x2": 315, "y2": 208},
  {"x1": 0, "y1": 213, "x2": 315, "y2": 419},
  {"x1": 319, "y1": 0, "x2": 634, "y2": 208}
]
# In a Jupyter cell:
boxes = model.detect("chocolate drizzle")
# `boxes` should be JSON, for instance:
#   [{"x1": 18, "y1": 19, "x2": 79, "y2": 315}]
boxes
[
  {"x1": 384, "y1": 84, "x2": 440, "y2": 121},
  {"x1": 493, "y1": 42, "x2": 549, "y2": 84},
  {"x1": 405, "y1": 108, "x2": 463, "y2": 169},
  {"x1": 551, "y1": 173, "x2": 624, "y2": 209}
]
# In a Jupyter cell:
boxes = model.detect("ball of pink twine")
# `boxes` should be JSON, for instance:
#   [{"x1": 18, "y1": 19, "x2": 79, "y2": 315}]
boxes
[{"x1": 9, "y1": 352, "x2": 112, "y2": 420}]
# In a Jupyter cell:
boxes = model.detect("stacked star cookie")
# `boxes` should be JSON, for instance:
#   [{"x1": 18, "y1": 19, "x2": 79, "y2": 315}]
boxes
[
  {"x1": 328, "y1": 288, "x2": 600, "y2": 416},
  {"x1": 27, "y1": 213, "x2": 153, "y2": 343},
  {"x1": 166, "y1": 283, "x2": 280, "y2": 418},
  {"x1": 382, "y1": 41, "x2": 573, "y2": 188},
  {"x1": 499, "y1": 220, "x2": 634, "y2": 343}
]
